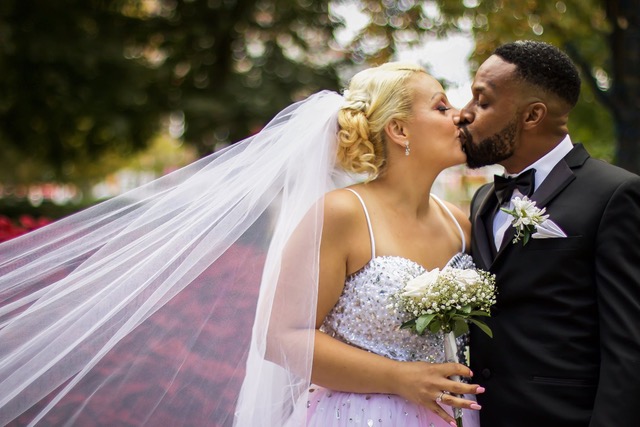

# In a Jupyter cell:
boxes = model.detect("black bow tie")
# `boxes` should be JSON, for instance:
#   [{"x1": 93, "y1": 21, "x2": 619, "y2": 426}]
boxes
[{"x1": 494, "y1": 168, "x2": 536, "y2": 205}]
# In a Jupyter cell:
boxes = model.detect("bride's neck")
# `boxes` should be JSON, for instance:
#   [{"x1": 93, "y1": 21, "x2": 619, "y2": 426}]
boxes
[{"x1": 365, "y1": 169, "x2": 437, "y2": 218}]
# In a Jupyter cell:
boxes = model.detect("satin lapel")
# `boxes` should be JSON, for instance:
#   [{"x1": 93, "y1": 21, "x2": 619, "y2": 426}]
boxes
[
  {"x1": 472, "y1": 185, "x2": 497, "y2": 270},
  {"x1": 530, "y1": 158, "x2": 576, "y2": 208},
  {"x1": 496, "y1": 218, "x2": 516, "y2": 257},
  {"x1": 493, "y1": 157, "x2": 576, "y2": 262}
]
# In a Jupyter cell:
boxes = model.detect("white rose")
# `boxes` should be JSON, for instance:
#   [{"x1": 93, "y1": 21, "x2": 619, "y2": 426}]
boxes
[
  {"x1": 457, "y1": 269, "x2": 481, "y2": 286},
  {"x1": 402, "y1": 268, "x2": 440, "y2": 297}
]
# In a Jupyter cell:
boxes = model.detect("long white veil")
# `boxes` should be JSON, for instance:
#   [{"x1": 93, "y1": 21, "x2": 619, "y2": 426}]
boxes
[{"x1": 0, "y1": 91, "x2": 356, "y2": 426}]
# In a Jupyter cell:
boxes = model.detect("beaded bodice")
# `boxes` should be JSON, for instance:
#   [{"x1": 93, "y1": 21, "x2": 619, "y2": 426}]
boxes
[{"x1": 320, "y1": 252, "x2": 474, "y2": 363}]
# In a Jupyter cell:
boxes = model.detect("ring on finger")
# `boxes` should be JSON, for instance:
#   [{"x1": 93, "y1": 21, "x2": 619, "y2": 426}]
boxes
[{"x1": 436, "y1": 391, "x2": 446, "y2": 402}]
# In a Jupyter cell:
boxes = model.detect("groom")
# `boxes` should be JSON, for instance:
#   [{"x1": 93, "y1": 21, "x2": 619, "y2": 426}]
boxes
[{"x1": 455, "y1": 40, "x2": 640, "y2": 426}]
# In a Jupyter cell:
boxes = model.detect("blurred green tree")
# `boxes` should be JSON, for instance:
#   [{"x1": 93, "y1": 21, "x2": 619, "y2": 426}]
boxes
[
  {"x1": 137, "y1": 0, "x2": 343, "y2": 152},
  {"x1": 3, "y1": 0, "x2": 637, "y2": 184},
  {"x1": 436, "y1": 0, "x2": 639, "y2": 171},
  {"x1": 0, "y1": 1, "x2": 163, "y2": 183},
  {"x1": 349, "y1": 0, "x2": 638, "y2": 171},
  {"x1": 0, "y1": 0, "x2": 343, "y2": 184}
]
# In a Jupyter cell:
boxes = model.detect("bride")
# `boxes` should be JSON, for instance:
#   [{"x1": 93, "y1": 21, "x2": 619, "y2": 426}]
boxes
[
  {"x1": 0, "y1": 62, "x2": 482, "y2": 426},
  {"x1": 305, "y1": 63, "x2": 482, "y2": 427}
]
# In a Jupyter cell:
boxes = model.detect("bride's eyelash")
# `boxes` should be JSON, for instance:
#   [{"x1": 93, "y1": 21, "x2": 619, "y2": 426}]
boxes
[{"x1": 436, "y1": 105, "x2": 451, "y2": 112}]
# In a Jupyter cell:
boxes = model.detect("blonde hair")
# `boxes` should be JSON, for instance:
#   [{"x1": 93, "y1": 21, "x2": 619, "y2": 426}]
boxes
[{"x1": 337, "y1": 62, "x2": 427, "y2": 179}]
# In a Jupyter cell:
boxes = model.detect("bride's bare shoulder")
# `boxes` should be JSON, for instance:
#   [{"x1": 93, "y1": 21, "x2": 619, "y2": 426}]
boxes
[{"x1": 322, "y1": 188, "x2": 364, "y2": 228}]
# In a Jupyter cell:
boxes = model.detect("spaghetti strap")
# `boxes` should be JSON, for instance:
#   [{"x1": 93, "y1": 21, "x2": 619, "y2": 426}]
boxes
[
  {"x1": 344, "y1": 188, "x2": 376, "y2": 260},
  {"x1": 431, "y1": 194, "x2": 466, "y2": 253}
]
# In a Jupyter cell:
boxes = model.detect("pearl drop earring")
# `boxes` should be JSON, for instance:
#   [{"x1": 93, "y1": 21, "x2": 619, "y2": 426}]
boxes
[{"x1": 405, "y1": 141, "x2": 410, "y2": 156}]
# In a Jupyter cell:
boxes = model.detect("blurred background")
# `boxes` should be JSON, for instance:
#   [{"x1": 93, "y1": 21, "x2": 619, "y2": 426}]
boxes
[{"x1": 1, "y1": 0, "x2": 637, "y2": 241}]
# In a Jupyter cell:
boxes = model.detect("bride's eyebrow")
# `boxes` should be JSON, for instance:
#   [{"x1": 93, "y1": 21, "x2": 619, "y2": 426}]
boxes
[{"x1": 430, "y1": 92, "x2": 451, "y2": 106}]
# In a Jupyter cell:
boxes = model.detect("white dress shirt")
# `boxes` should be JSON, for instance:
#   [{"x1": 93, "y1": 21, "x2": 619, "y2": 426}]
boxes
[{"x1": 493, "y1": 135, "x2": 574, "y2": 249}]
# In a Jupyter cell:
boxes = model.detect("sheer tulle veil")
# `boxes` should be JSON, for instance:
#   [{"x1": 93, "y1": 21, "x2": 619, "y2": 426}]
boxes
[{"x1": 0, "y1": 91, "x2": 358, "y2": 426}]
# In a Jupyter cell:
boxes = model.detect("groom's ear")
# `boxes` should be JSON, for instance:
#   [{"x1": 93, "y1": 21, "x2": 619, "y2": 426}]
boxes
[
  {"x1": 384, "y1": 119, "x2": 409, "y2": 148},
  {"x1": 522, "y1": 102, "x2": 547, "y2": 129}
]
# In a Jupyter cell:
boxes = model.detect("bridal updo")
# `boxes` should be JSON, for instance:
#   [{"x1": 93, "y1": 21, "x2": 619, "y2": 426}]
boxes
[{"x1": 337, "y1": 62, "x2": 426, "y2": 179}]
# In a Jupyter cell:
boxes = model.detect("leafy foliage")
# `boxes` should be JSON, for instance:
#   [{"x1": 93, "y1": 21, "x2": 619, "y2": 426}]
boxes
[
  {"x1": 0, "y1": 0, "x2": 343, "y2": 183},
  {"x1": 137, "y1": 0, "x2": 344, "y2": 152},
  {"x1": 346, "y1": 0, "x2": 638, "y2": 169},
  {"x1": 2, "y1": 0, "x2": 638, "y2": 184},
  {"x1": 439, "y1": 0, "x2": 618, "y2": 162},
  {"x1": 430, "y1": 0, "x2": 638, "y2": 168},
  {"x1": 0, "y1": 1, "x2": 164, "y2": 182}
]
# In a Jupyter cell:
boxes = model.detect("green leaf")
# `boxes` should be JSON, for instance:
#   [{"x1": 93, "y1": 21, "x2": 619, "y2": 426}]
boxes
[
  {"x1": 453, "y1": 318, "x2": 469, "y2": 337},
  {"x1": 469, "y1": 318, "x2": 493, "y2": 338},
  {"x1": 468, "y1": 311, "x2": 491, "y2": 317},
  {"x1": 462, "y1": 305, "x2": 472, "y2": 314},
  {"x1": 500, "y1": 207, "x2": 515, "y2": 216},
  {"x1": 428, "y1": 318, "x2": 442, "y2": 334},
  {"x1": 400, "y1": 319, "x2": 415, "y2": 330},
  {"x1": 416, "y1": 313, "x2": 436, "y2": 335}
]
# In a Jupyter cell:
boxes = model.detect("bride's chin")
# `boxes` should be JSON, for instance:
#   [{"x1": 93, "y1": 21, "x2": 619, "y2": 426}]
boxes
[
  {"x1": 453, "y1": 147, "x2": 467, "y2": 165},
  {"x1": 445, "y1": 155, "x2": 466, "y2": 169}
]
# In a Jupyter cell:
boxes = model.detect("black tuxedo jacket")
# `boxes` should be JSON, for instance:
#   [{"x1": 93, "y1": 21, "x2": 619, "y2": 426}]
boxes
[{"x1": 469, "y1": 144, "x2": 640, "y2": 427}]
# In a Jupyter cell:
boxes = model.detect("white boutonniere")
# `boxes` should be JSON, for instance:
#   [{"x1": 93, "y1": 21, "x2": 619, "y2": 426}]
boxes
[{"x1": 500, "y1": 196, "x2": 549, "y2": 245}]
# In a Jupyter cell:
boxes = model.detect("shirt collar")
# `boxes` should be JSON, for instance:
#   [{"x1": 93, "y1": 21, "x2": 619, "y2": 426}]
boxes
[{"x1": 506, "y1": 135, "x2": 574, "y2": 191}]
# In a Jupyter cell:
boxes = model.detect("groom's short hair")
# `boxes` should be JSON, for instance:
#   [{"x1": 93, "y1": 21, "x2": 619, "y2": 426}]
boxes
[{"x1": 494, "y1": 40, "x2": 581, "y2": 108}]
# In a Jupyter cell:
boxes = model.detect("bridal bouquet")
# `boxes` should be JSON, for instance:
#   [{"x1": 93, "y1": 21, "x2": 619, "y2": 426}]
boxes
[
  {"x1": 393, "y1": 266, "x2": 497, "y2": 427},
  {"x1": 395, "y1": 267, "x2": 497, "y2": 338}
]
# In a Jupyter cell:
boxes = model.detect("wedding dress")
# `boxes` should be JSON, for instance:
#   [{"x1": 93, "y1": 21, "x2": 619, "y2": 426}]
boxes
[{"x1": 307, "y1": 189, "x2": 480, "y2": 427}]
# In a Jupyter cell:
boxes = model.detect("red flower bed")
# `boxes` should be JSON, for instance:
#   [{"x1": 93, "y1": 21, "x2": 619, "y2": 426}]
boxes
[
  {"x1": 0, "y1": 215, "x2": 52, "y2": 243},
  {"x1": 6, "y1": 242, "x2": 266, "y2": 427}
]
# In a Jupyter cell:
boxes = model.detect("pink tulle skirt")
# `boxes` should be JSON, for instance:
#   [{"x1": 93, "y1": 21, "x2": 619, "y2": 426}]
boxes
[{"x1": 307, "y1": 387, "x2": 480, "y2": 427}]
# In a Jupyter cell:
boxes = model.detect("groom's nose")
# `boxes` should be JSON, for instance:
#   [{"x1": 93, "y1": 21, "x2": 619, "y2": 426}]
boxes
[{"x1": 455, "y1": 102, "x2": 475, "y2": 126}]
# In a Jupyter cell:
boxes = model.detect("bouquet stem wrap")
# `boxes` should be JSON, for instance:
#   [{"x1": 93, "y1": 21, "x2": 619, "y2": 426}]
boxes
[{"x1": 443, "y1": 331, "x2": 464, "y2": 427}]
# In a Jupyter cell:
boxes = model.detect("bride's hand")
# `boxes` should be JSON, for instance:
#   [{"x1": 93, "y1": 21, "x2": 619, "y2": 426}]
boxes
[{"x1": 390, "y1": 361, "x2": 484, "y2": 426}]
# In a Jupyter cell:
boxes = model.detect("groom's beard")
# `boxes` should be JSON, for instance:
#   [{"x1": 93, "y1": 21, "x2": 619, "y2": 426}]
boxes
[{"x1": 460, "y1": 119, "x2": 518, "y2": 169}]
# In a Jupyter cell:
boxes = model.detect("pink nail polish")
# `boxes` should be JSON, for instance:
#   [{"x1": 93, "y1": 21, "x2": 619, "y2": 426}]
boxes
[
  {"x1": 470, "y1": 403, "x2": 482, "y2": 410},
  {"x1": 468, "y1": 370, "x2": 474, "y2": 376},
  {"x1": 476, "y1": 386, "x2": 486, "y2": 393},
  {"x1": 450, "y1": 422, "x2": 457, "y2": 427}
]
